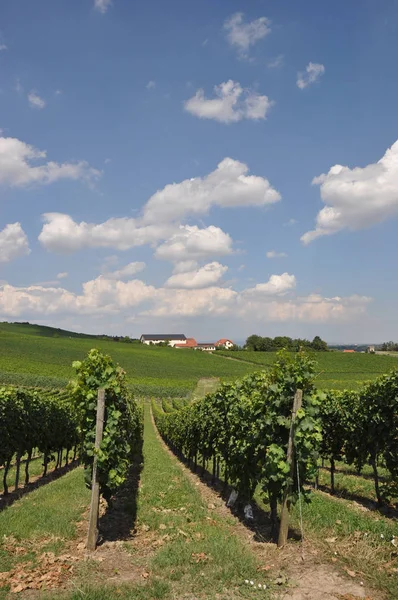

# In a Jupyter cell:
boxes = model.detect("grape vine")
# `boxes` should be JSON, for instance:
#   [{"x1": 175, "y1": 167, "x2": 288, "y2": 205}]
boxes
[{"x1": 70, "y1": 349, "x2": 143, "y2": 504}]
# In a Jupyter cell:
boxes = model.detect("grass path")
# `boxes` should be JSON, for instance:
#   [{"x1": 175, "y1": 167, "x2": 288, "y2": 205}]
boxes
[{"x1": 62, "y1": 402, "x2": 269, "y2": 599}]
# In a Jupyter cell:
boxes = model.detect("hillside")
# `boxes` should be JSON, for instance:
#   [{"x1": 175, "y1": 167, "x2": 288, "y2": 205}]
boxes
[
  {"x1": 0, "y1": 325, "x2": 256, "y2": 395},
  {"x1": 1, "y1": 322, "x2": 398, "y2": 395},
  {"x1": 0, "y1": 321, "x2": 104, "y2": 339}
]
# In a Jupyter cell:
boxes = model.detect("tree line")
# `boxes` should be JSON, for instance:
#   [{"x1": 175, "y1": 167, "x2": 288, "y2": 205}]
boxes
[{"x1": 244, "y1": 334, "x2": 328, "y2": 352}]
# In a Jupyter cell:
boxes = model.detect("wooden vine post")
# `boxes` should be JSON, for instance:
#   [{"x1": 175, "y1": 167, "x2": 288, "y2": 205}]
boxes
[
  {"x1": 278, "y1": 388, "x2": 303, "y2": 548},
  {"x1": 86, "y1": 388, "x2": 106, "y2": 551}
]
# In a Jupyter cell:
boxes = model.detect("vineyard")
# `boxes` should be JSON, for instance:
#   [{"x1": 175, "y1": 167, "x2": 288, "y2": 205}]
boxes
[
  {"x1": 216, "y1": 348, "x2": 398, "y2": 389},
  {"x1": 153, "y1": 352, "x2": 398, "y2": 527},
  {"x1": 0, "y1": 323, "x2": 256, "y2": 396},
  {"x1": 0, "y1": 338, "x2": 398, "y2": 598},
  {"x1": 0, "y1": 349, "x2": 143, "y2": 527}
]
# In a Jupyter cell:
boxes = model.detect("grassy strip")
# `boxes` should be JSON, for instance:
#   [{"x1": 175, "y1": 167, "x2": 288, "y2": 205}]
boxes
[
  {"x1": 0, "y1": 466, "x2": 90, "y2": 591},
  {"x1": 317, "y1": 460, "x2": 398, "y2": 506},
  {"x1": 58, "y1": 402, "x2": 269, "y2": 600},
  {"x1": 255, "y1": 487, "x2": 398, "y2": 597},
  {"x1": 0, "y1": 452, "x2": 75, "y2": 496}
]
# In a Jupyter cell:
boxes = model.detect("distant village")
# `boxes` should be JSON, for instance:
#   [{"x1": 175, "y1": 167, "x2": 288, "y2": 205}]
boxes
[{"x1": 140, "y1": 334, "x2": 234, "y2": 352}]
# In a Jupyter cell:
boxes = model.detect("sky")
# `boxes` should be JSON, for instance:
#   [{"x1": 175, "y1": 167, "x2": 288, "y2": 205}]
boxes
[{"x1": 1, "y1": 0, "x2": 398, "y2": 343}]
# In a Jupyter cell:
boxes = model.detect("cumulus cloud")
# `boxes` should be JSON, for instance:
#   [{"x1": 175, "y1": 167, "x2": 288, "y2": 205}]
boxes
[
  {"x1": 57, "y1": 272, "x2": 68, "y2": 279},
  {"x1": 297, "y1": 62, "x2": 325, "y2": 89},
  {"x1": 0, "y1": 223, "x2": 30, "y2": 263},
  {"x1": 39, "y1": 213, "x2": 174, "y2": 253},
  {"x1": 247, "y1": 294, "x2": 372, "y2": 323},
  {"x1": 155, "y1": 225, "x2": 233, "y2": 261},
  {"x1": 0, "y1": 277, "x2": 155, "y2": 318},
  {"x1": 142, "y1": 157, "x2": 280, "y2": 223},
  {"x1": 185, "y1": 80, "x2": 273, "y2": 123},
  {"x1": 106, "y1": 261, "x2": 146, "y2": 280},
  {"x1": 302, "y1": 140, "x2": 398, "y2": 244},
  {"x1": 266, "y1": 250, "x2": 287, "y2": 258},
  {"x1": 0, "y1": 137, "x2": 100, "y2": 188},
  {"x1": 28, "y1": 91, "x2": 46, "y2": 109},
  {"x1": 224, "y1": 12, "x2": 271, "y2": 57},
  {"x1": 145, "y1": 286, "x2": 238, "y2": 318},
  {"x1": 39, "y1": 158, "x2": 279, "y2": 257},
  {"x1": 0, "y1": 273, "x2": 371, "y2": 326},
  {"x1": 165, "y1": 262, "x2": 228, "y2": 289},
  {"x1": 94, "y1": 0, "x2": 112, "y2": 13},
  {"x1": 172, "y1": 260, "x2": 199, "y2": 274},
  {"x1": 244, "y1": 273, "x2": 296, "y2": 296}
]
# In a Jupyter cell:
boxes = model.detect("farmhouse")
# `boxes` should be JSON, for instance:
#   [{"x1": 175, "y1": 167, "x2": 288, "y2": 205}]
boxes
[
  {"x1": 140, "y1": 334, "x2": 233, "y2": 352},
  {"x1": 196, "y1": 343, "x2": 216, "y2": 352},
  {"x1": 215, "y1": 338, "x2": 234, "y2": 349},
  {"x1": 140, "y1": 334, "x2": 187, "y2": 347},
  {"x1": 175, "y1": 338, "x2": 198, "y2": 348}
]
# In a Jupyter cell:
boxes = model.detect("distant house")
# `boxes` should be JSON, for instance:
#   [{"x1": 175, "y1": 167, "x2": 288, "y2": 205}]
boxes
[
  {"x1": 367, "y1": 345, "x2": 376, "y2": 354},
  {"x1": 175, "y1": 338, "x2": 197, "y2": 349},
  {"x1": 215, "y1": 338, "x2": 234, "y2": 349},
  {"x1": 196, "y1": 343, "x2": 216, "y2": 352},
  {"x1": 140, "y1": 334, "x2": 187, "y2": 347},
  {"x1": 343, "y1": 349, "x2": 356, "y2": 353}
]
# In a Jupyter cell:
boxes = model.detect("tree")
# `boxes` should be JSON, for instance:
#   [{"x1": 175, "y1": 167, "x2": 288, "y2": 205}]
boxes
[
  {"x1": 311, "y1": 336, "x2": 328, "y2": 351},
  {"x1": 245, "y1": 335, "x2": 262, "y2": 351}
]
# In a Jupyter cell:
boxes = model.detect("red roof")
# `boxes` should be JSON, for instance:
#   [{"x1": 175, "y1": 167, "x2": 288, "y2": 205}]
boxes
[
  {"x1": 215, "y1": 338, "x2": 233, "y2": 346},
  {"x1": 175, "y1": 338, "x2": 197, "y2": 348},
  {"x1": 343, "y1": 349, "x2": 356, "y2": 353}
]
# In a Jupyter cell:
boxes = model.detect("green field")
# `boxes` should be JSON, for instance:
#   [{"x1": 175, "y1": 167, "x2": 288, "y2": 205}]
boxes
[
  {"x1": 216, "y1": 349, "x2": 398, "y2": 389},
  {"x1": 1, "y1": 322, "x2": 398, "y2": 394},
  {"x1": 0, "y1": 323, "x2": 256, "y2": 396}
]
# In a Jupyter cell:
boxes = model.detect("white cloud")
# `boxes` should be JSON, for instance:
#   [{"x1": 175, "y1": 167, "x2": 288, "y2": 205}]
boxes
[
  {"x1": 284, "y1": 218, "x2": 297, "y2": 227},
  {"x1": 172, "y1": 260, "x2": 199, "y2": 274},
  {"x1": 38, "y1": 157, "x2": 280, "y2": 265},
  {"x1": 0, "y1": 223, "x2": 30, "y2": 263},
  {"x1": 107, "y1": 261, "x2": 146, "y2": 280},
  {"x1": 0, "y1": 272, "x2": 371, "y2": 327},
  {"x1": 0, "y1": 44, "x2": 7, "y2": 52},
  {"x1": 145, "y1": 286, "x2": 238, "y2": 318},
  {"x1": 0, "y1": 137, "x2": 100, "y2": 188},
  {"x1": 165, "y1": 262, "x2": 228, "y2": 289},
  {"x1": 297, "y1": 62, "x2": 325, "y2": 89},
  {"x1": 28, "y1": 91, "x2": 46, "y2": 110},
  {"x1": 155, "y1": 225, "x2": 233, "y2": 261},
  {"x1": 143, "y1": 157, "x2": 280, "y2": 223},
  {"x1": 146, "y1": 81, "x2": 156, "y2": 90},
  {"x1": 57, "y1": 272, "x2": 68, "y2": 279},
  {"x1": 248, "y1": 294, "x2": 372, "y2": 323},
  {"x1": 39, "y1": 213, "x2": 174, "y2": 253},
  {"x1": 94, "y1": 0, "x2": 112, "y2": 14},
  {"x1": 268, "y1": 54, "x2": 284, "y2": 69},
  {"x1": 224, "y1": 12, "x2": 271, "y2": 57},
  {"x1": 185, "y1": 80, "x2": 273, "y2": 123},
  {"x1": 302, "y1": 140, "x2": 398, "y2": 244},
  {"x1": 266, "y1": 250, "x2": 287, "y2": 258},
  {"x1": 244, "y1": 273, "x2": 296, "y2": 296}
]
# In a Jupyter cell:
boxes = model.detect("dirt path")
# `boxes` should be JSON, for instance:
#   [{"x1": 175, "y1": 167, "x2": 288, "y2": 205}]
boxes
[
  {"x1": 151, "y1": 407, "x2": 380, "y2": 600},
  {"x1": 210, "y1": 352, "x2": 259, "y2": 365}
]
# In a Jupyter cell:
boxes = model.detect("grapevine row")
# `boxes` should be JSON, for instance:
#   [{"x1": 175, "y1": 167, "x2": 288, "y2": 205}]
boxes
[
  {"x1": 319, "y1": 371, "x2": 398, "y2": 503},
  {"x1": 153, "y1": 351, "x2": 322, "y2": 531},
  {"x1": 70, "y1": 349, "x2": 143, "y2": 503},
  {"x1": 0, "y1": 386, "x2": 79, "y2": 494}
]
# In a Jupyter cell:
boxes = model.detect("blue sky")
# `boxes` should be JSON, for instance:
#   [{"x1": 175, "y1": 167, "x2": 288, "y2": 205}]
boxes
[{"x1": 1, "y1": 0, "x2": 398, "y2": 343}]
